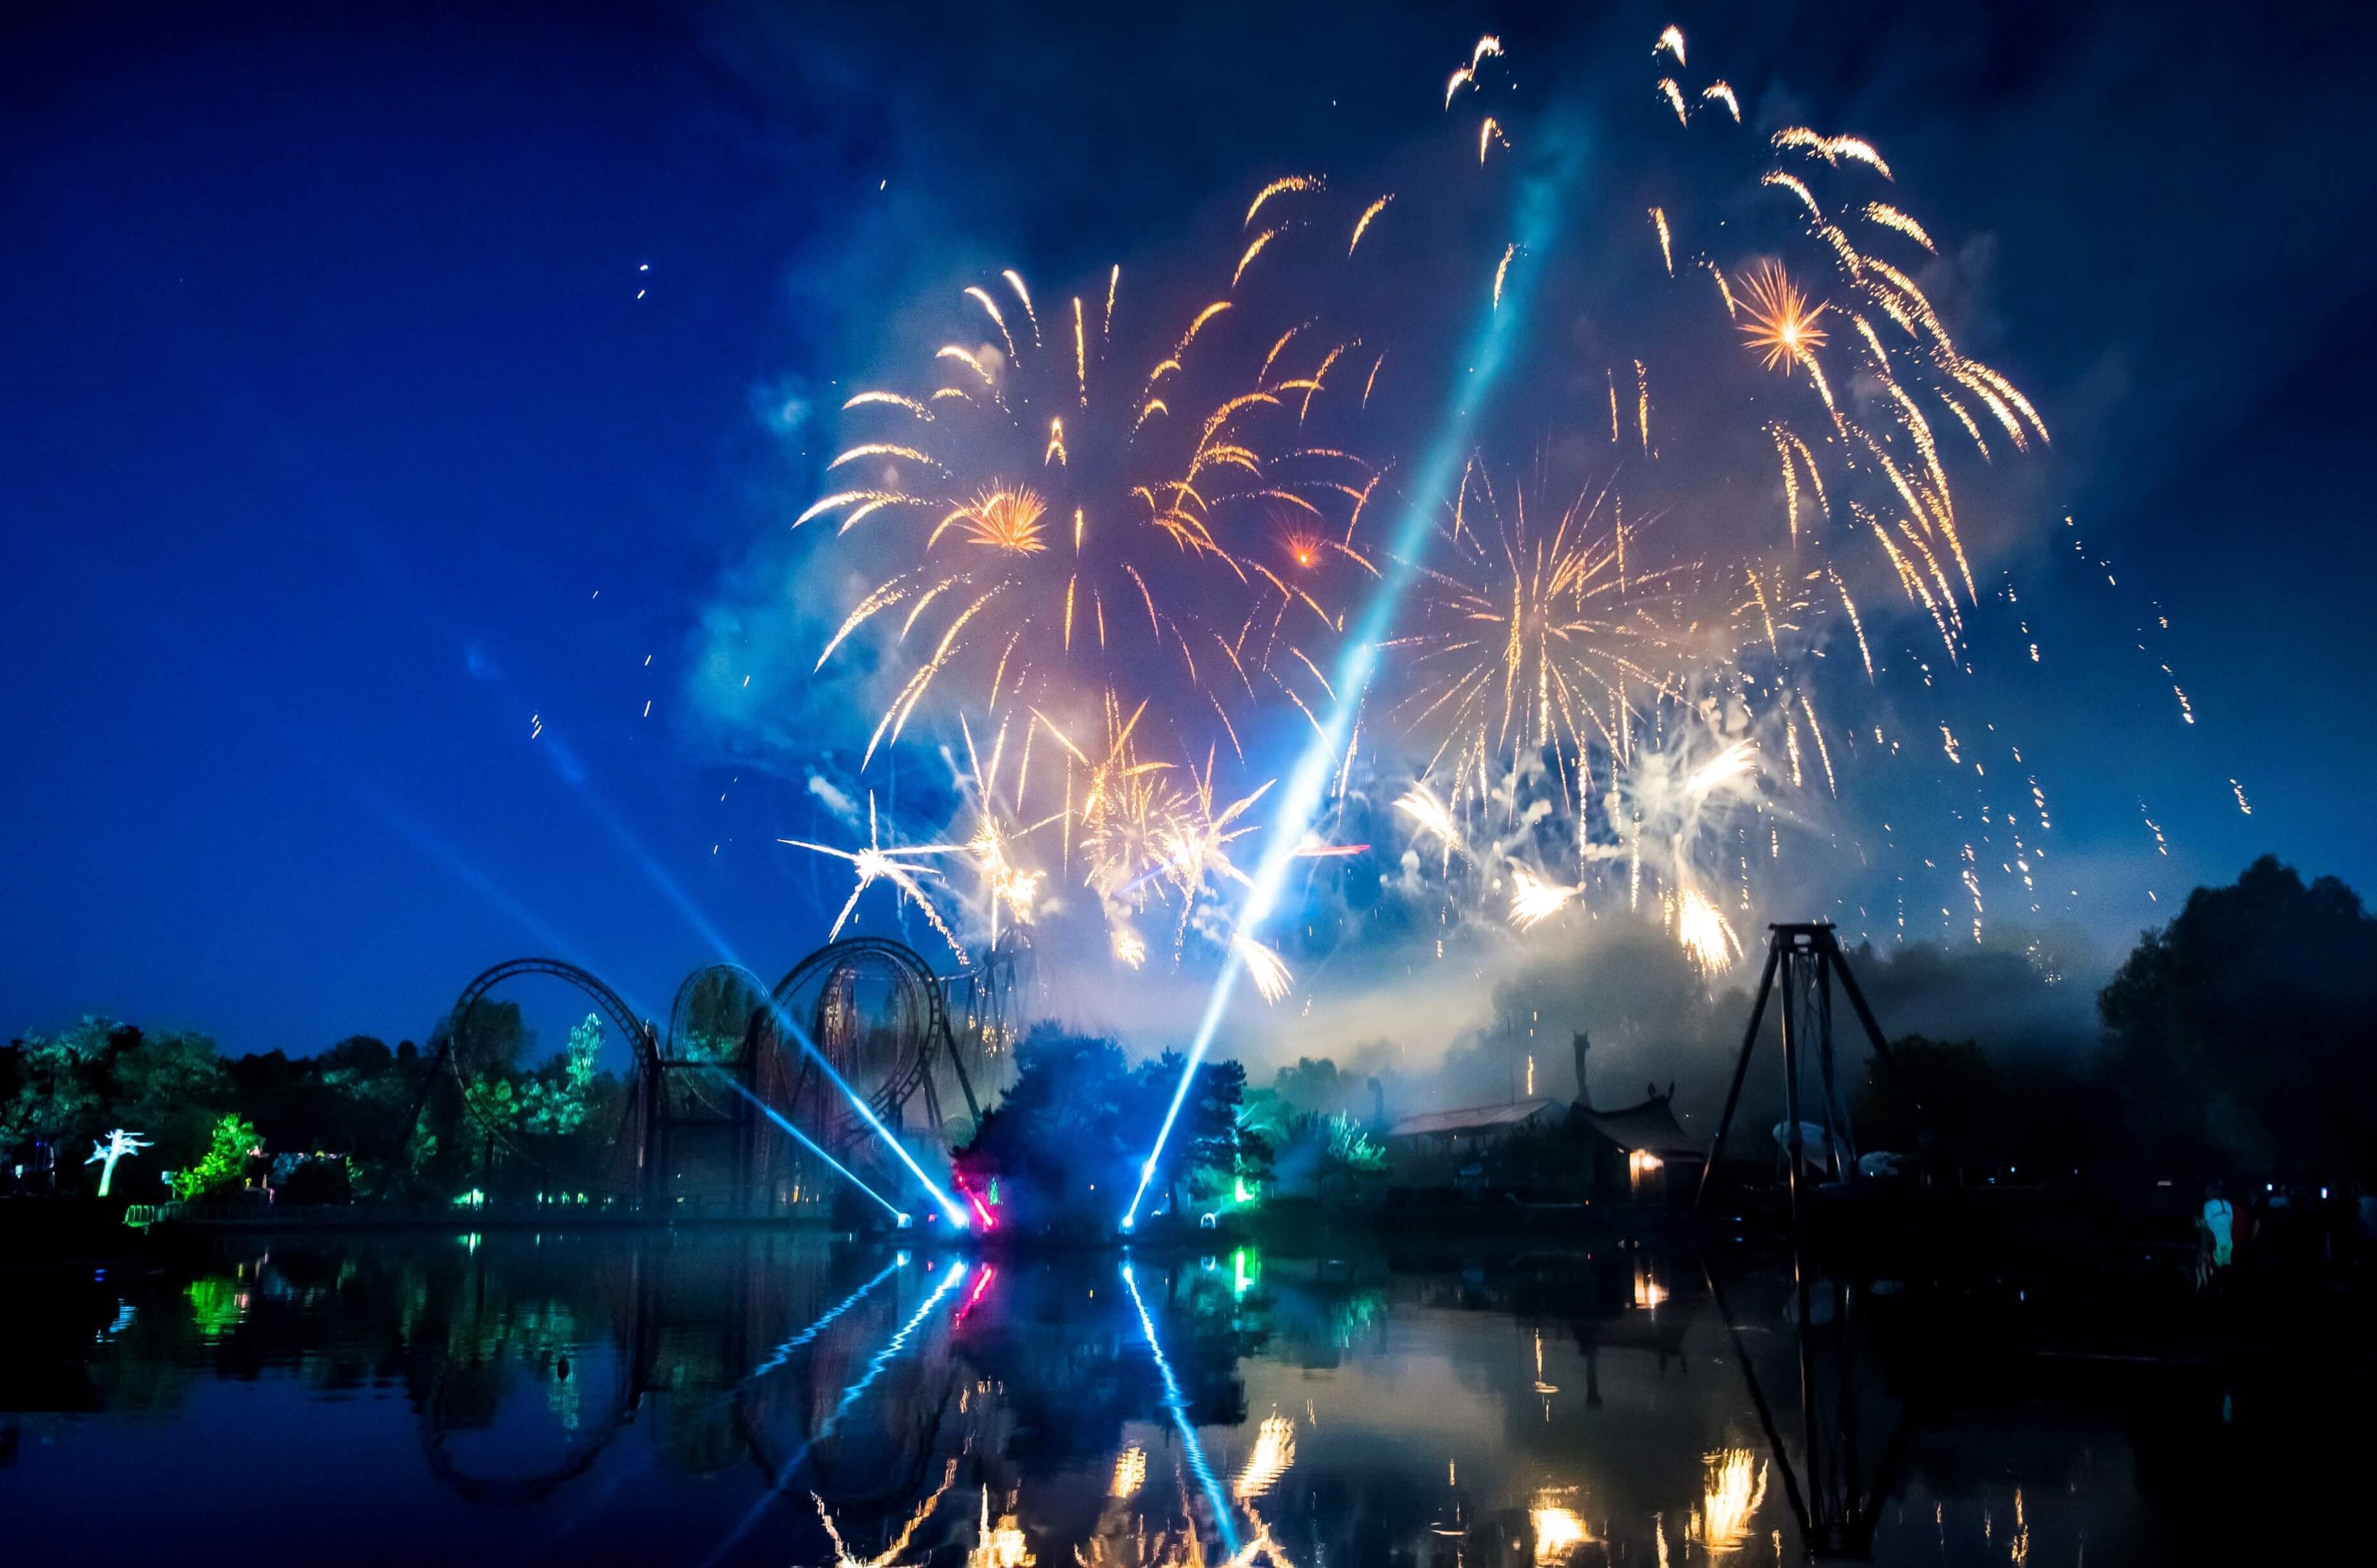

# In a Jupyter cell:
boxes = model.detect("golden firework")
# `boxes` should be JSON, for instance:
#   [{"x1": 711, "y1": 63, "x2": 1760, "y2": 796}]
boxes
[
  {"x1": 1736, "y1": 260, "x2": 1829, "y2": 375},
  {"x1": 804, "y1": 248, "x2": 1380, "y2": 767},
  {"x1": 1387, "y1": 464, "x2": 1697, "y2": 816},
  {"x1": 945, "y1": 487, "x2": 1050, "y2": 554}
]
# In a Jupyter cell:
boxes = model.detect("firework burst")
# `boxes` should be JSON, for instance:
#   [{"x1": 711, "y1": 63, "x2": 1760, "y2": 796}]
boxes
[
  {"x1": 780, "y1": 791, "x2": 969, "y2": 965},
  {"x1": 803, "y1": 242, "x2": 1383, "y2": 773},
  {"x1": 1386, "y1": 460, "x2": 1708, "y2": 831}
]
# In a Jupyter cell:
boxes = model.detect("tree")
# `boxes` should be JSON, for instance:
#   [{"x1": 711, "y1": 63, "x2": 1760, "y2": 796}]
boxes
[
  {"x1": 1269, "y1": 1111, "x2": 1384, "y2": 1199},
  {"x1": 1136, "y1": 1052, "x2": 1269, "y2": 1214},
  {"x1": 1854, "y1": 1036, "x2": 2001, "y2": 1168},
  {"x1": 522, "y1": 1013, "x2": 602, "y2": 1136},
  {"x1": 108, "y1": 1029, "x2": 233, "y2": 1179},
  {"x1": 0, "y1": 1016, "x2": 121, "y2": 1186},
  {"x1": 953, "y1": 1031, "x2": 1267, "y2": 1227},
  {"x1": 319, "y1": 1035, "x2": 394, "y2": 1075},
  {"x1": 448, "y1": 1000, "x2": 530, "y2": 1073},
  {"x1": 173, "y1": 1113, "x2": 260, "y2": 1200},
  {"x1": 2099, "y1": 856, "x2": 2377, "y2": 1172},
  {"x1": 954, "y1": 1028, "x2": 1139, "y2": 1226},
  {"x1": 1271, "y1": 1057, "x2": 1354, "y2": 1115},
  {"x1": 85, "y1": 1129, "x2": 152, "y2": 1196},
  {"x1": 678, "y1": 971, "x2": 762, "y2": 1061}
]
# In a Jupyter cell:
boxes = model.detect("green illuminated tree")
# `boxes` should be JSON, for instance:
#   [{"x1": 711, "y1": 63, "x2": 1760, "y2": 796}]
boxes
[
  {"x1": 523, "y1": 1013, "x2": 602, "y2": 1136},
  {"x1": 173, "y1": 1112, "x2": 260, "y2": 1200},
  {"x1": 1140, "y1": 1052, "x2": 1269, "y2": 1213}
]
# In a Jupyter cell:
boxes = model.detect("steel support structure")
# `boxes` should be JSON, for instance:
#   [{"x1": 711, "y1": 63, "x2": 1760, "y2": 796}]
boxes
[{"x1": 1695, "y1": 922, "x2": 1924, "y2": 1219}]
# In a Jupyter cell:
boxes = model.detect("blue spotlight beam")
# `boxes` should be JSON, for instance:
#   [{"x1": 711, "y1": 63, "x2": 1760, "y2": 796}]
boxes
[
  {"x1": 1123, "y1": 128, "x2": 1577, "y2": 1231},
  {"x1": 762, "y1": 1000, "x2": 970, "y2": 1226},
  {"x1": 1121, "y1": 1261, "x2": 1239, "y2": 1555},
  {"x1": 719, "y1": 1077, "x2": 908, "y2": 1223}
]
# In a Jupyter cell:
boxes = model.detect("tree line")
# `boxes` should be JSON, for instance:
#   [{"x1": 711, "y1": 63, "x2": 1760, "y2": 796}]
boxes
[
  {"x1": 0, "y1": 1002, "x2": 623, "y2": 1202},
  {"x1": 9, "y1": 854, "x2": 2371, "y2": 1206}
]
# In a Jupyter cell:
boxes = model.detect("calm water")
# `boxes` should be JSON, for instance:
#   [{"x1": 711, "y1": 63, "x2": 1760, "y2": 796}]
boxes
[{"x1": 0, "y1": 1230, "x2": 2280, "y2": 1564}]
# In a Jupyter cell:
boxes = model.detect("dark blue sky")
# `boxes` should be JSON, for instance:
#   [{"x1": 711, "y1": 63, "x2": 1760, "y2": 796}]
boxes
[{"x1": 4, "y1": 0, "x2": 2373, "y2": 1058}]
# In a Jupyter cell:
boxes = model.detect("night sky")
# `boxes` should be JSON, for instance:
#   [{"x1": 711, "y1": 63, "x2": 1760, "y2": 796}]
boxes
[{"x1": 5, "y1": 0, "x2": 2374, "y2": 1060}]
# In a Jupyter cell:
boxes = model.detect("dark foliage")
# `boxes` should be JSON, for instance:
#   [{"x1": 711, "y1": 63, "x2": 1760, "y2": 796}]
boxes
[
  {"x1": 953, "y1": 1025, "x2": 1267, "y2": 1228},
  {"x1": 2099, "y1": 854, "x2": 2377, "y2": 1174}
]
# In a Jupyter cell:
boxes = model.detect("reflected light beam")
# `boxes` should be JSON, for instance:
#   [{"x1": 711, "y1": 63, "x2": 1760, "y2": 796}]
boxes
[
  {"x1": 736, "y1": 1258, "x2": 905, "y2": 1385},
  {"x1": 1121, "y1": 1261, "x2": 1240, "y2": 1555},
  {"x1": 702, "y1": 1261, "x2": 971, "y2": 1568},
  {"x1": 1123, "y1": 114, "x2": 1580, "y2": 1231},
  {"x1": 516, "y1": 1254, "x2": 912, "y2": 1566}
]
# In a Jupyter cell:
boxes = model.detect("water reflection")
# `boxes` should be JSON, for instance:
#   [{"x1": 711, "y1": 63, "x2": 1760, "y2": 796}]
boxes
[
  {"x1": 1701, "y1": 1448, "x2": 1770, "y2": 1553},
  {"x1": 0, "y1": 1232, "x2": 2280, "y2": 1565}
]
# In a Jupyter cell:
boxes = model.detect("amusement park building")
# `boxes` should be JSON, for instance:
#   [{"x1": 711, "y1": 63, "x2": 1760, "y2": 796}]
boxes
[{"x1": 1380, "y1": 1033, "x2": 1704, "y2": 1205}]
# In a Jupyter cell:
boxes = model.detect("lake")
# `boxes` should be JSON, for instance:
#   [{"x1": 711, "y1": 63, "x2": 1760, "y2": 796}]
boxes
[{"x1": 0, "y1": 1227, "x2": 2306, "y2": 1564}]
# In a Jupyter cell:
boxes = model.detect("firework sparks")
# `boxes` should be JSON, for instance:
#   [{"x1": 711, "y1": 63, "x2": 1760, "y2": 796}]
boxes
[
  {"x1": 1444, "y1": 34, "x2": 1505, "y2": 108},
  {"x1": 1509, "y1": 867, "x2": 1580, "y2": 929},
  {"x1": 781, "y1": 793, "x2": 968, "y2": 963},
  {"x1": 1245, "y1": 174, "x2": 1321, "y2": 228},
  {"x1": 1863, "y1": 201, "x2": 1936, "y2": 252},
  {"x1": 1385, "y1": 467, "x2": 1697, "y2": 822},
  {"x1": 1773, "y1": 126, "x2": 1895, "y2": 180},
  {"x1": 1480, "y1": 116, "x2": 1508, "y2": 164},
  {"x1": 955, "y1": 716, "x2": 1064, "y2": 948},
  {"x1": 1111, "y1": 924, "x2": 1148, "y2": 968},
  {"x1": 1394, "y1": 782, "x2": 1465, "y2": 866},
  {"x1": 1737, "y1": 260, "x2": 1830, "y2": 374},
  {"x1": 806, "y1": 241, "x2": 1381, "y2": 767},
  {"x1": 775, "y1": 22, "x2": 2071, "y2": 1002},
  {"x1": 1674, "y1": 886, "x2": 1741, "y2": 972},
  {"x1": 1233, "y1": 931, "x2": 1294, "y2": 1002}
]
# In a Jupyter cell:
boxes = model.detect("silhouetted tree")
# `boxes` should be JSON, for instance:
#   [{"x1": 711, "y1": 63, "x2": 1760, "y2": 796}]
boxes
[
  {"x1": 107, "y1": 1029, "x2": 233, "y2": 1179},
  {"x1": 954, "y1": 1028, "x2": 1266, "y2": 1228},
  {"x1": 2099, "y1": 855, "x2": 2377, "y2": 1174},
  {"x1": 1271, "y1": 1056, "x2": 1355, "y2": 1114},
  {"x1": 954, "y1": 1028, "x2": 1138, "y2": 1226}
]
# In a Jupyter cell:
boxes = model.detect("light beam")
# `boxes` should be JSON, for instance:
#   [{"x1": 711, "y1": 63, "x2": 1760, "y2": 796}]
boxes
[
  {"x1": 718, "y1": 1078, "x2": 909, "y2": 1224},
  {"x1": 762, "y1": 1001, "x2": 971, "y2": 1227},
  {"x1": 1122, "y1": 113, "x2": 1580, "y2": 1231}
]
